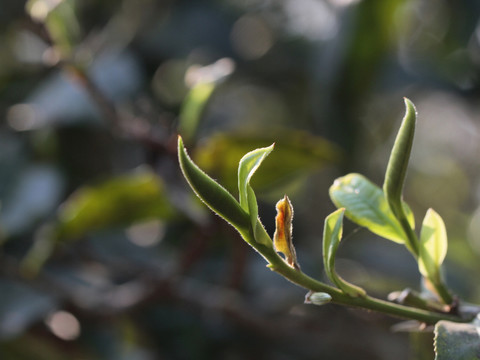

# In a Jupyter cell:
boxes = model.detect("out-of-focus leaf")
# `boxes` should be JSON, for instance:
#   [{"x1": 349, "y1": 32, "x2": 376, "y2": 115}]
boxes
[
  {"x1": 322, "y1": 209, "x2": 366, "y2": 297},
  {"x1": 178, "y1": 58, "x2": 235, "y2": 143},
  {"x1": 195, "y1": 130, "x2": 341, "y2": 194},
  {"x1": 434, "y1": 317, "x2": 480, "y2": 360},
  {"x1": 26, "y1": 0, "x2": 80, "y2": 58},
  {"x1": 178, "y1": 82, "x2": 215, "y2": 143},
  {"x1": 329, "y1": 173, "x2": 414, "y2": 244},
  {"x1": 419, "y1": 209, "x2": 448, "y2": 283},
  {"x1": 56, "y1": 168, "x2": 176, "y2": 239}
]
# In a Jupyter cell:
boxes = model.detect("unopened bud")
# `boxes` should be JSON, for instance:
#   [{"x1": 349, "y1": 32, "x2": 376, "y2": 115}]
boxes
[{"x1": 305, "y1": 291, "x2": 332, "y2": 306}]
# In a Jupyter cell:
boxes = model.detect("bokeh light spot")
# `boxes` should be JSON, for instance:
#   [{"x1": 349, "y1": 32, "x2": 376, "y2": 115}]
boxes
[
  {"x1": 231, "y1": 15, "x2": 274, "y2": 60},
  {"x1": 45, "y1": 310, "x2": 81, "y2": 341},
  {"x1": 126, "y1": 220, "x2": 165, "y2": 247},
  {"x1": 7, "y1": 104, "x2": 38, "y2": 131}
]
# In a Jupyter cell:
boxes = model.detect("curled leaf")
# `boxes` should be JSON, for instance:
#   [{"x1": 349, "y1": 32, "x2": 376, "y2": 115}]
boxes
[
  {"x1": 383, "y1": 98, "x2": 416, "y2": 218},
  {"x1": 238, "y1": 144, "x2": 274, "y2": 246},
  {"x1": 178, "y1": 136, "x2": 250, "y2": 236},
  {"x1": 273, "y1": 195, "x2": 299, "y2": 269},
  {"x1": 383, "y1": 98, "x2": 418, "y2": 254},
  {"x1": 329, "y1": 173, "x2": 414, "y2": 244},
  {"x1": 238, "y1": 144, "x2": 274, "y2": 213},
  {"x1": 323, "y1": 208, "x2": 366, "y2": 297}
]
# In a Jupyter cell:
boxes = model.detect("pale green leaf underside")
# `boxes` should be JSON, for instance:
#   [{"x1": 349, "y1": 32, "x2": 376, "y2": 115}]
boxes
[
  {"x1": 434, "y1": 317, "x2": 480, "y2": 360},
  {"x1": 323, "y1": 208, "x2": 366, "y2": 297},
  {"x1": 329, "y1": 173, "x2": 414, "y2": 244},
  {"x1": 419, "y1": 209, "x2": 448, "y2": 282}
]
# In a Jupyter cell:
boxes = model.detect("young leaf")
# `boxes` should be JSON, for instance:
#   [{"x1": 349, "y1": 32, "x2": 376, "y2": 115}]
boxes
[
  {"x1": 329, "y1": 173, "x2": 414, "y2": 244},
  {"x1": 383, "y1": 98, "x2": 416, "y2": 219},
  {"x1": 238, "y1": 144, "x2": 274, "y2": 245},
  {"x1": 238, "y1": 144, "x2": 274, "y2": 213},
  {"x1": 434, "y1": 317, "x2": 480, "y2": 360},
  {"x1": 323, "y1": 208, "x2": 366, "y2": 297},
  {"x1": 382, "y1": 98, "x2": 419, "y2": 255},
  {"x1": 418, "y1": 209, "x2": 448, "y2": 284},
  {"x1": 178, "y1": 136, "x2": 250, "y2": 235},
  {"x1": 273, "y1": 195, "x2": 299, "y2": 269}
]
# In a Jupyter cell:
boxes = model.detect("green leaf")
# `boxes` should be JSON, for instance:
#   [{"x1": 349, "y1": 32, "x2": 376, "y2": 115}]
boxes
[
  {"x1": 57, "y1": 169, "x2": 176, "y2": 240},
  {"x1": 329, "y1": 173, "x2": 414, "y2": 244},
  {"x1": 26, "y1": 0, "x2": 81, "y2": 58},
  {"x1": 238, "y1": 145, "x2": 274, "y2": 215},
  {"x1": 323, "y1": 209, "x2": 366, "y2": 297},
  {"x1": 178, "y1": 82, "x2": 216, "y2": 144},
  {"x1": 248, "y1": 185, "x2": 272, "y2": 247},
  {"x1": 434, "y1": 317, "x2": 480, "y2": 360},
  {"x1": 382, "y1": 98, "x2": 419, "y2": 255},
  {"x1": 178, "y1": 136, "x2": 250, "y2": 236},
  {"x1": 383, "y1": 97, "x2": 416, "y2": 219},
  {"x1": 418, "y1": 209, "x2": 448, "y2": 284},
  {"x1": 237, "y1": 144, "x2": 274, "y2": 246}
]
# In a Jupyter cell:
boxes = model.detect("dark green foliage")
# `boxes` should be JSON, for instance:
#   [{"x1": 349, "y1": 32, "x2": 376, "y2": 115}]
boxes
[{"x1": 1, "y1": 0, "x2": 480, "y2": 359}]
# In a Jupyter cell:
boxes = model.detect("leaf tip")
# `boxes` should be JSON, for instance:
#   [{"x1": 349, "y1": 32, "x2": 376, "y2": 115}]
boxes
[{"x1": 403, "y1": 97, "x2": 417, "y2": 117}]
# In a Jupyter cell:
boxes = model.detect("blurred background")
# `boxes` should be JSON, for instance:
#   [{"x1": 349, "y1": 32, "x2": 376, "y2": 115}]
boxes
[{"x1": 1, "y1": 0, "x2": 480, "y2": 359}]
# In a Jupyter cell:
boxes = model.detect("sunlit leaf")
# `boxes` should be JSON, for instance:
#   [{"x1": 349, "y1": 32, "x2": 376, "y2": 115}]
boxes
[
  {"x1": 329, "y1": 173, "x2": 414, "y2": 243},
  {"x1": 57, "y1": 168, "x2": 175, "y2": 239},
  {"x1": 434, "y1": 317, "x2": 480, "y2": 360},
  {"x1": 178, "y1": 136, "x2": 250, "y2": 237},
  {"x1": 238, "y1": 144, "x2": 274, "y2": 246},
  {"x1": 238, "y1": 144, "x2": 274, "y2": 219},
  {"x1": 323, "y1": 208, "x2": 366, "y2": 297},
  {"x1": 418, "y1": 209, "x2": 448, "y2": 283}
]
